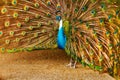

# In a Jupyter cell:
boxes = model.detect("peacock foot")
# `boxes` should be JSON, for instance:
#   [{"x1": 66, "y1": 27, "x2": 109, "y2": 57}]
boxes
[{"x1": 66, "y1": 58, "x2": 77, "y2": 68}]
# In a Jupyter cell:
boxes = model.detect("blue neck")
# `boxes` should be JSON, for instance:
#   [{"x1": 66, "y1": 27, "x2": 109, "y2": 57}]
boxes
[{"x1": 57, "y1": 20, "x2": 66, "y2": 49}]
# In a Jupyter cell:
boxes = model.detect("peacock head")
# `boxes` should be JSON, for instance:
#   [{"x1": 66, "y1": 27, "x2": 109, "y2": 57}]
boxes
[{"x1": 56, "y1": 10, "x2": 61, "y2": 21}]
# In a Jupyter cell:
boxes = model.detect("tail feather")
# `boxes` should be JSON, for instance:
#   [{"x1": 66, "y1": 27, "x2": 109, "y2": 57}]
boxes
[
  {"x1": 64, "y1": 0, "x2": 119, "y2": 77},
  {"x1": 0, "y1": 0, "x2": 59, "y2": 52}
]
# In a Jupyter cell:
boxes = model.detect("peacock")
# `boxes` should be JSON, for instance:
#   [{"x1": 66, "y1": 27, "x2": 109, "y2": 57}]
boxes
[{"x1": 0, "y1": 0, "x2": 120, "y2": 79}]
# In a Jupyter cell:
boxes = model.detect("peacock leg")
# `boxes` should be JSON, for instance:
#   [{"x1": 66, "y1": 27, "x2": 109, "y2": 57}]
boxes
[{"x1": 66, "y1": 58, "x2": 77, "y2": 68}]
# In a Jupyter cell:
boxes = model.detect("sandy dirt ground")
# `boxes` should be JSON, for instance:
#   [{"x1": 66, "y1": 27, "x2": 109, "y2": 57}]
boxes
[{"x1": 0, "y1": 49, "x2": 116, "y2": 80}]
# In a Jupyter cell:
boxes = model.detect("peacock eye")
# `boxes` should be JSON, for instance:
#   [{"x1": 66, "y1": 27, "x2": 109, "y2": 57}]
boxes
[
  {"x1": 47, "y1": 0, "x2": 51, "y2": 6},
  {"x1": 29, "y1": 26, "x2": 33, "y2": 30},
  {"x1": 21, "y1": 31, "x2": 26, "y2": 36},
  {"x1": 91, "y1": 9, "x2": 97, "y2": 16},
  {"x1": 24, "y1": 5, "x2": 29, "y2": 11},
  {"x1": 106, "y1": 31, "x2": 110, "y2": 34},
  {"x1": 99, "y1": 18, "x2": 104, "y2": 23},
  {"x1": 34, "y1": 3, "x2": 39, "y2": 8},
  {"x1": 74, "y1": 7, "x2": 79, "y2": 13},
  {"x1": 13, "y1": 12, "x2": 19, "y2": 18},
  {"x1": 25, "y1": 17, "x2": 30, "y2": 22},
  {"x1": 116, "y1": 9, "x2": 120, "y2": 15},
  {"x1": 12, "y1": 0, "x2": 17, "y2": 6},
  {"x1": 1, "y1": 48, "x2": 5, "y2": 52},
  {"x1": 16, "y1": 38, "x2": 20, "y2": 42},
  {"x1": 91, "y1": 11, "x2": 93, "y2": 14},
  {"x1": 101, "y1": 4, "x2": 105, "y2": 8},
  {"x1": 108, "y1": 14, "x2": 113, "y2": 20},
  {"x1": 46, "y1": 13, "x2": 51, "y2": 17},
  {"x1": 17, "y1": 22, "x2": 22, "y2": 28},
  {"x1": 0, "y1": 31, "x2": 3, "y2": 35},
  {"x1": 1, "y1": 7, "x2": 7, "y2": 14},
  {"x1": 91, "y1": 10, "x2": 95, "y2": 14},
  {"x1": 9, "y1": 31, "x2": 15, "y2": 36},
  {"x1": 57, "y1": 3, "x2": 61, "y2": 9},
  {"x1": 5, "y1": 40, "x2": 10, "y2": 44},
  {"x1": 79, "y1": 19, "x2": 83, "y2": 24},
  {"x1": 5, "y1": 21, "x2": 10, "y2": 27},
  {"x1": 114, "y1": 29, "x2": 118, "y2": 34},
  {"x1": 101, "y1": 3, "x2": 106, "y2": 11},
  {"x1": 82, "y1": 6, "x2": 87, "y2": 12},
  {"x1": 109, "y1": 44, "x2": 113, "y2": 49}
]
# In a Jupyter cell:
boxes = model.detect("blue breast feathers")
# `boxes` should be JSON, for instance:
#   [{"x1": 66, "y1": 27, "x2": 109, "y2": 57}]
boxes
[{"x1": 57, "y1": 27, "x2": 66, "y2": 49}]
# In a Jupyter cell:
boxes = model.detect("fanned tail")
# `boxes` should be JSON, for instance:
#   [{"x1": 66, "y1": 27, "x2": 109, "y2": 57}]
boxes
[
  {"x1": 63, "y1": 0, "x2": 120, "y2": 78},
  {"x1": 0, "y1": 0, "x2": 60, "y2": 53}
]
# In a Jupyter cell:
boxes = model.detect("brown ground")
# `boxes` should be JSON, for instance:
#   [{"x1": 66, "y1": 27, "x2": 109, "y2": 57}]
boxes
[{"x1": 0, "y1": 49, "x2": 116, "y2": 80}]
